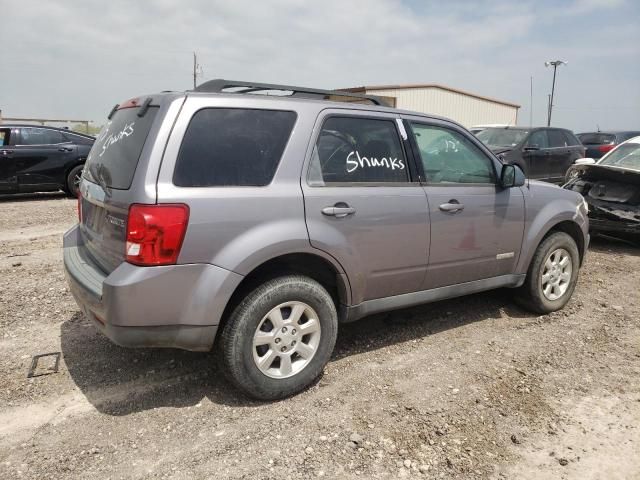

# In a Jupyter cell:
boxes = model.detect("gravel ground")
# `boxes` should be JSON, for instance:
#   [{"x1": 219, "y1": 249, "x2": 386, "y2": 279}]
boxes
[{"x1": 0, "y1": 193, "x2": 639, "y2": 480}]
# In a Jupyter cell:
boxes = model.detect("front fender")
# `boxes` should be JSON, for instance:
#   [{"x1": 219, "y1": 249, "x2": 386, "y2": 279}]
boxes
[{"x1": 516, "y1": 191, "x2": 588, "y2": 273}]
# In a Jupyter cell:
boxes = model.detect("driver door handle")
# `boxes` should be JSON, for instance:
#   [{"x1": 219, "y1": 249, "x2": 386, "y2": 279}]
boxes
[
  {"x1": 1, "y1": 150, "x2": 14, "y2": 156},
  {"x1": 439, "y1": 201, "x2": 464, "y2": 213},
  {"x1": 322, "y1": 204, "x2": 356, "y2": 218}
]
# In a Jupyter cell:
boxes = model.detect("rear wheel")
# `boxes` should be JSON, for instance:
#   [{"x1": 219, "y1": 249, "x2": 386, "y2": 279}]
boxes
[
  {"x1": 65, "y1": 164, "x2": 84, "y2": 198},
  {"x1": 220, "y1": 275, "x2": 338, "y2": 400},
  {"x1": 515, "y1": 232, "x2": 580, "y2": 314}
]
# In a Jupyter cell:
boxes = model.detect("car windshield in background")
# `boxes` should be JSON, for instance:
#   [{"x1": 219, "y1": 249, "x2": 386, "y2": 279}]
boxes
[
  {"x1": 476, "y1": 128, "x2": 529, "y2": 147},
  {"x1": 578, "y1": 133, "x2": 615, "y2": 145},
  {"x1": 599, "y1": 143, "x2": 640, "y2": 170},
  {"x1": 83, "y1": 105, "x2": 158, "y2": 190}
]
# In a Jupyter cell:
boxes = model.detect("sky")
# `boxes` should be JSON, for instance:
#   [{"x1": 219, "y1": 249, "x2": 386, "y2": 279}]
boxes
[{"x1": 2, "y1": 0, "x2": 639, "y2": 132}]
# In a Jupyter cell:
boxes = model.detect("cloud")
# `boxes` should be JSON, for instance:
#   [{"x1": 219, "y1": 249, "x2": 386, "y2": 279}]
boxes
[{"x1": 1, "y1": 0, "x2": 637, "y2": 131}]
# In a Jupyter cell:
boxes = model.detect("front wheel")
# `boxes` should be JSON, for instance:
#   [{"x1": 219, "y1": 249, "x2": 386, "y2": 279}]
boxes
[
  {"x1": 220, "y1": 275, "x2": 338, "y2": 400},
  {"x1": 515, "y1": 232, "x2": 580, "y2": 314}
]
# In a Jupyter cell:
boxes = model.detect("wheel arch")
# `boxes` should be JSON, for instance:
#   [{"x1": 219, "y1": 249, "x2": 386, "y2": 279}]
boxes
[
  {"x1": 518, "y1": 217, "x2": 587, "y2": 274},
  {"x1": 217, "y1": 252, "x2": 351, "y2": 340},
  {"x1": 546, "y1": 220, "x2": 586, "y2": 265}
]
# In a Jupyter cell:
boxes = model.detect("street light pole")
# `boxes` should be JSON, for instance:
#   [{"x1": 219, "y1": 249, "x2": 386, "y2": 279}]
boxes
[{"x1": 545, "y1": 60, "x2": 567, "y2": 126}]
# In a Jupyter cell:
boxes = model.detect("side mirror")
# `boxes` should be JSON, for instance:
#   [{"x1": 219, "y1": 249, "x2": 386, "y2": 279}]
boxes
[
  {"x1": 500, "y1": 164, "x2": 526, "y2": 188},
  {"x1": 523, "y1": 144, "x2": 540, "y2": 151},
  {"x1": 574, "y1": 158, "x2": 596, "y2": 166}
]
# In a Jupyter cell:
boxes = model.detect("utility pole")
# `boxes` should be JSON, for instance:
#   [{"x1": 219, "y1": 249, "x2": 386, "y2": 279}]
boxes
[{"x1": 545, "y1": 60, "x2": 567, "y2": 126}]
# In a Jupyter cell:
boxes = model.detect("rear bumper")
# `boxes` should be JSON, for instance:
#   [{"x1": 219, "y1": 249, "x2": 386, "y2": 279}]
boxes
[{"x1": 63, "y1": 225, "x2": 243, "y2": 351}]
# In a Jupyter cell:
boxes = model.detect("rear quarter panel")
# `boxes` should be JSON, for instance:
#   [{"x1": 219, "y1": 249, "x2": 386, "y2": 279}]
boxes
[{"x1": 155, "y1": 95, "x2": 347, "y2": 279}]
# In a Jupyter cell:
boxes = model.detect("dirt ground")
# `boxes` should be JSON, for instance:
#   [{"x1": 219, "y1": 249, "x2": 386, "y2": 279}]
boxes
[{"x1": 1, "y1": 193, "x2": 639, "y2": 480}]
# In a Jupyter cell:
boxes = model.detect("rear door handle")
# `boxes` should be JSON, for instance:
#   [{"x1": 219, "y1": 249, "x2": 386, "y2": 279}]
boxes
[
  {"x1": 322, "y1": 204, "x2": 356, "y2": 218},
  {"x1": 1, "y1": 150, "x2": 14, "y2": 156},
  {"x1": 439, "y1": 201, "x2": 464, "y2": 213},
  {"x1": 58, "y1": 147, "x2": 73, "y2": 152}
]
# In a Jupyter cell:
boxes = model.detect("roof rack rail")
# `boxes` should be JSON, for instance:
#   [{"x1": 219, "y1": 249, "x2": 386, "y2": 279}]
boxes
[{"x1": 193, "y1": 79, "x2": 390, "y2": 106}]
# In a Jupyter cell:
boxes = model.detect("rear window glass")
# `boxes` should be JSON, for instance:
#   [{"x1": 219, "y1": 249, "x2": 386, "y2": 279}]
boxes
[
  {"x1": 577, "y1": 133, "x2": 615, "y2": 145},
  {"x1": 476, "y1": 128, "x2": 529, "y2": 147},
  {"x1": 173, "y1": 108, "x2": 296, "y2": 187},
  {"x1": 84, "y1": 106, "x2": 159, "y2": 190}
]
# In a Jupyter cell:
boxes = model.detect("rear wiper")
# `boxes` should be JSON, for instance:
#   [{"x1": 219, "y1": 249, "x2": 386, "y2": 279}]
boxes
[
  {"x1": 137, "y1": 97, "x2": 153, "y2": 117},
  {"x1": 107, "y1": 104, "x2": 119, "y2": 120}
]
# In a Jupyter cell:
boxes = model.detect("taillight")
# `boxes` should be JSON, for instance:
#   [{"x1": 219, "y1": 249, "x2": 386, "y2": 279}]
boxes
[
  {"x1": 598, "y1": 144, "x2": 615, "y2": 154},
  {"x1": 125, "y1": 204, "x2": 189, "y2": 266}
]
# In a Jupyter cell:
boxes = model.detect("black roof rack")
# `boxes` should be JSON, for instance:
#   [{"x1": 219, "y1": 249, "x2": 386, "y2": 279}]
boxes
[{"x1": 193, "y1": 79, "x2": 391, "y2": 107}]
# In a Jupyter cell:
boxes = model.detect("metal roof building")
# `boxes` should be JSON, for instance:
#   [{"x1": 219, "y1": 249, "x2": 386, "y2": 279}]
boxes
[{"x1": 342, "y1": 84, "x2": 520, "y2": 128}]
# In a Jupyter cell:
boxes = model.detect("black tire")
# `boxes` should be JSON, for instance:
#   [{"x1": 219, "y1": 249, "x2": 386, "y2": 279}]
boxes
[
  {"x1": 65, "y1": 164, "x2": 84, "y2": 198},
  {"x1": 515, "y1": 231, "x2": 580, "y2": 314},
  {"x1": 220, "y1": 275, "x2": 338, "y2": 400}
]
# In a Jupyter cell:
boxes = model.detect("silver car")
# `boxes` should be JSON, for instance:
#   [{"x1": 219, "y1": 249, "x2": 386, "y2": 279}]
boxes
[{"x1": 64, "y1": 80, "x2": 589, "y2": 400}]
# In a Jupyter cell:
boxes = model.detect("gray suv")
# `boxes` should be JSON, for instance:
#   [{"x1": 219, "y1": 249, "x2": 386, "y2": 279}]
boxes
[{"x1": 64, "y1": 80, "x2": 589, "y2": 400}]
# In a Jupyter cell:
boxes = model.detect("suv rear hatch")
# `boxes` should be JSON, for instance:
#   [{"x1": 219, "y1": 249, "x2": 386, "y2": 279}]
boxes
[
  {"x1": 578, "y1": 133, "x2": 616, "y2": 158},
  {"x1": 79, "y1": 98, "x2": 163, "y2": 273}
]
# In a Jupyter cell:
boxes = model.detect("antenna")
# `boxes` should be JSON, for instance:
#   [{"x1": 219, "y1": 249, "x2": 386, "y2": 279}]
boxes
[
  {"x1": 192, "y1": 52, "x2": 203, "y2": 89},
  {"x1": 530, "y1": 76, "x2": 533, "y2": 127}
]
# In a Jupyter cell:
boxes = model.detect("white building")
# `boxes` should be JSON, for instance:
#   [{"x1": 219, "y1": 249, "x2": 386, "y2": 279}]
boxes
[{"x1": 342, "y1": 84, "x2": 520, "y2": 128}]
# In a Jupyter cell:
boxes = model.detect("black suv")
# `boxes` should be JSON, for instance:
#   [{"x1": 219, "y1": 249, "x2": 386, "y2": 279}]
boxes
[
  {"x1": 476, "y1": 127, "x2": 585, "y2": 183},
  {"x1": 0, "y1": 125, "x2": 94, "y2": 197},
  {"x1": 577, "y1": 131, "x2": 640, "y2": 159}
]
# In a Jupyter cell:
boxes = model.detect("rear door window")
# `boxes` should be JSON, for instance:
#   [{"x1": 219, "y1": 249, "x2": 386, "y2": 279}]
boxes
[
  {"x1": 173, "y1": 108, "x2": 296, "y2": 187},
  {"x1": 527, "y1": 130, "x2": 549, "y2": 149},
  {"x1": 562, "y1": 131, "x2": 581, "y2": 146},
  {"x1": 548, "y1": 130, "x2": 568, "y2": 148},
  {"x1": 84, "y1": 106, "x2": 159, "y2": 190},
  {"x1": 308, "y1": 116, "x2": 409, "y2": 185},
  {"x1": 17, "y1": 127, "x2": 67, "y2": 145},
  {"x1": 0, "y1": 128, "x2": 10, "y2": 146}
]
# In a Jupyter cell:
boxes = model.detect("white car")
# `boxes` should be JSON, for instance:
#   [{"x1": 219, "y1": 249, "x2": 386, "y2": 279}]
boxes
[
  {"x1": 565, "y1": 135, "x2": 640, "y2": 181},
  {"x1": 563, "y1": 136, "x2": 640, "y2": 242}
]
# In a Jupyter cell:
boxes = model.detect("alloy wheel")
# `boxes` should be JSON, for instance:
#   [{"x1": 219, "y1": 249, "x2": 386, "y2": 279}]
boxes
[
  {"x1": 252, "y1": 301, "x2": 322, "y2": 379},
  {"x1": 541, "y1": 248, "x2": 572, "y2": 301}
]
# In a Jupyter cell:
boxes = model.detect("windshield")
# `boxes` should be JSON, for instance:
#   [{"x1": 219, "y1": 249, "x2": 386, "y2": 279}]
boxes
[
  {"x1": 83, "y1": 105, "x2": 159, "y2": 190},
  {"x1": 599, "y1": 143, "x2": 640, "y2": 170},
  {"x1": 476, "y1": 128, "x2": 529, "y2": 147}
]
